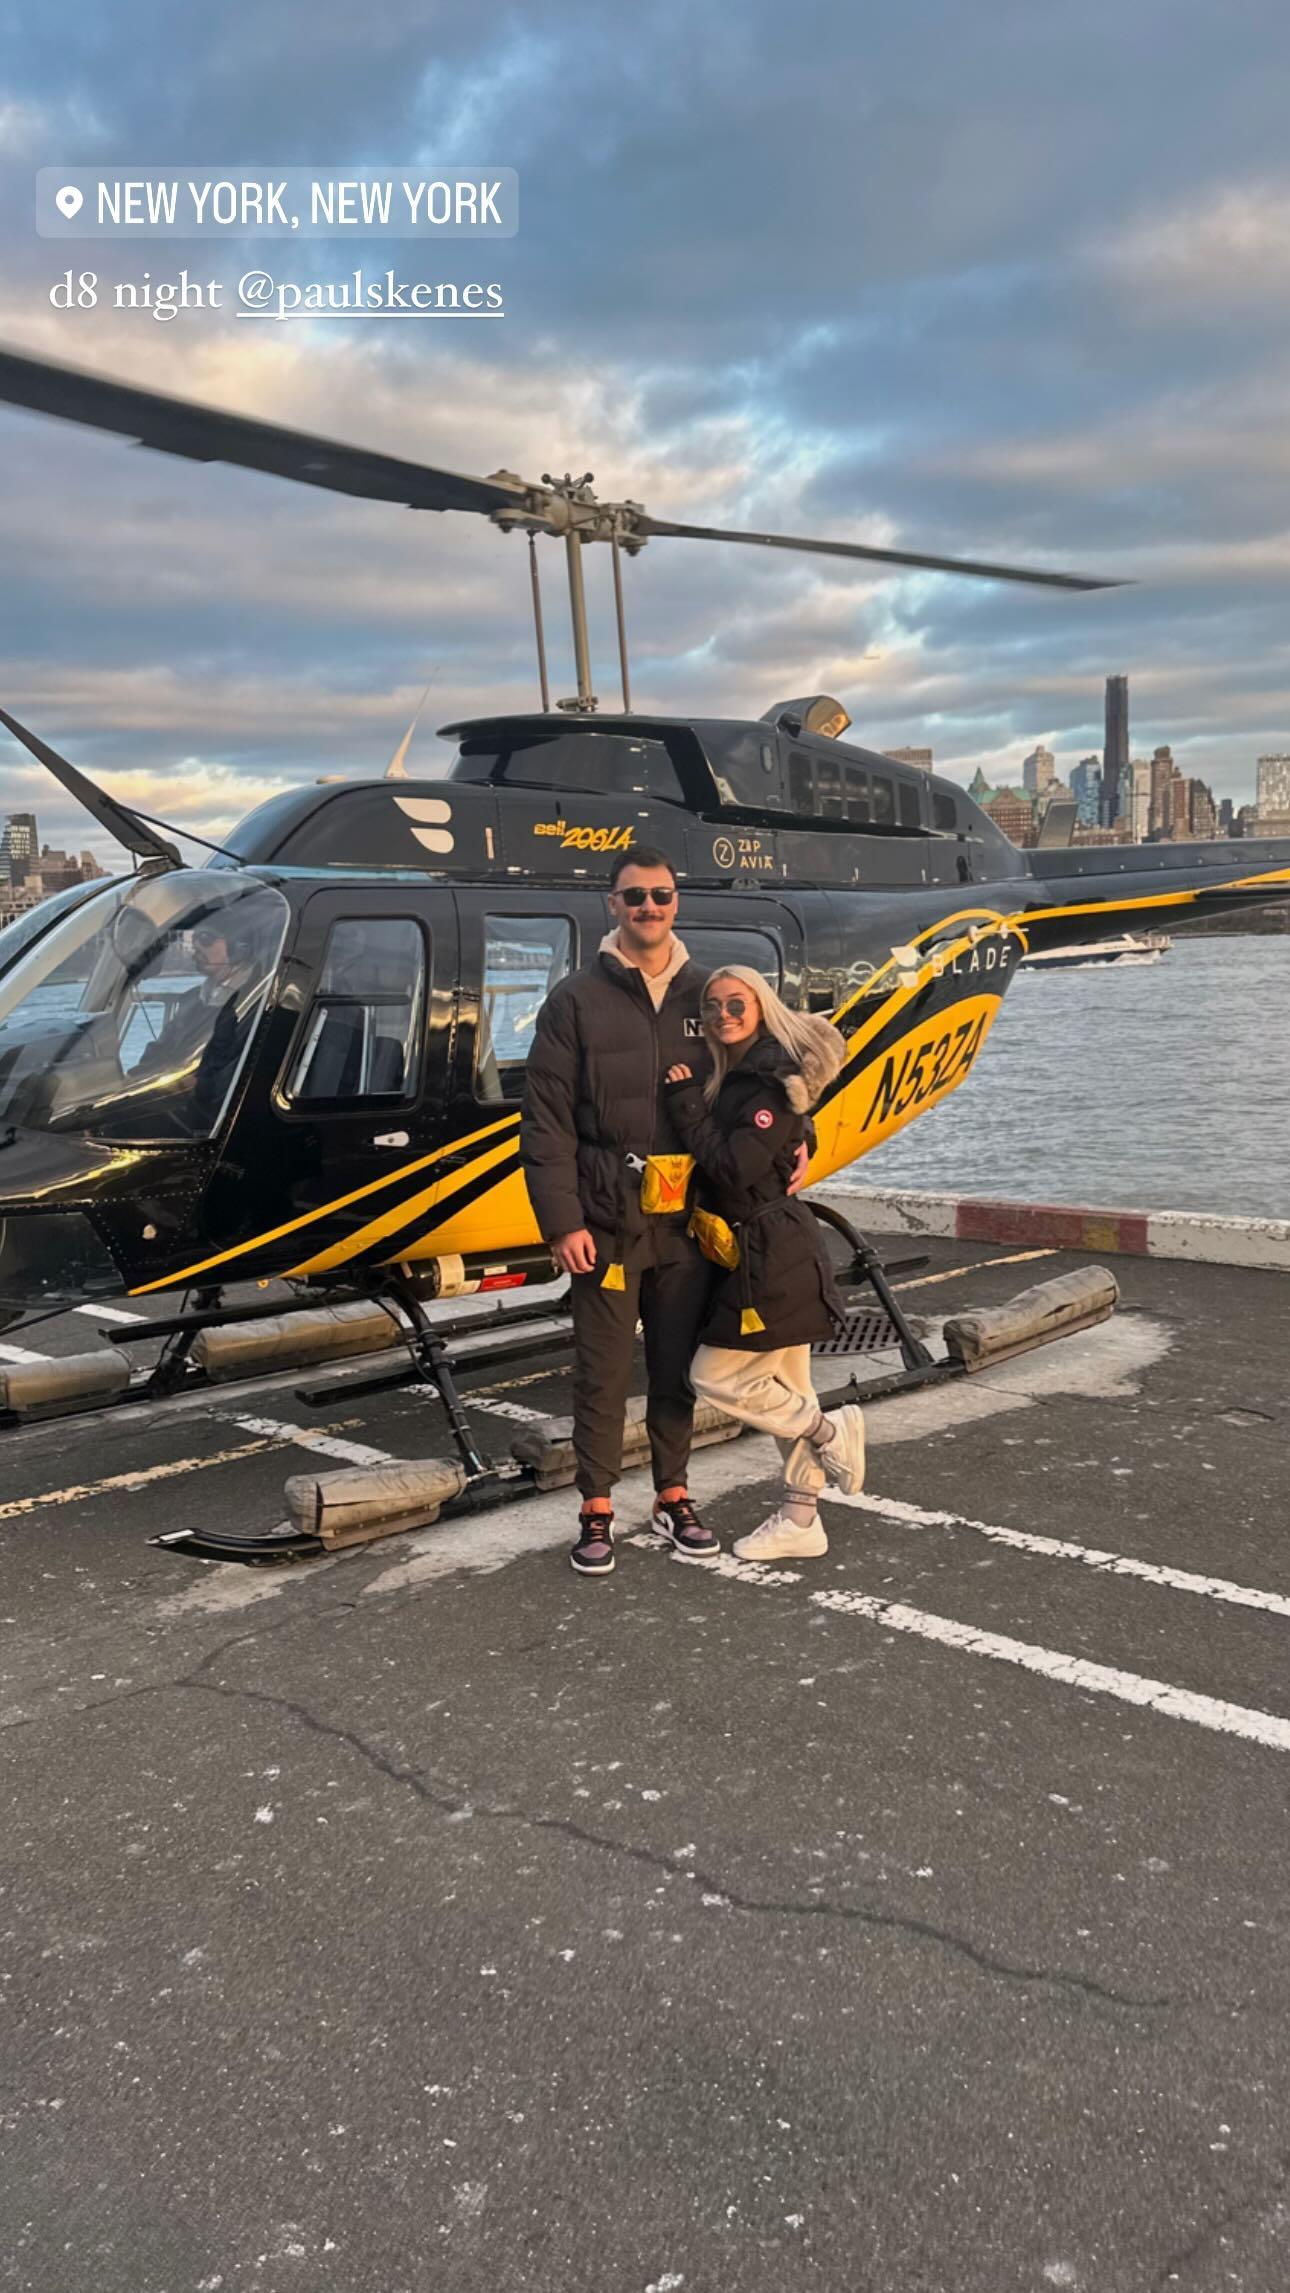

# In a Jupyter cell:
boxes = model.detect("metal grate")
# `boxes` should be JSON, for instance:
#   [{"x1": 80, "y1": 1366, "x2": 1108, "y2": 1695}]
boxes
[{"x1": 812, "y1": 1308, "x2": 903, "y2": 1357}]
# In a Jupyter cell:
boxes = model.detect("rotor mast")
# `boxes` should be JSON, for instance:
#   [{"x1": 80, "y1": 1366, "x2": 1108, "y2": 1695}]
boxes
[{"x1": 489, "y1": 470, "x2": 645, "y2": 716}]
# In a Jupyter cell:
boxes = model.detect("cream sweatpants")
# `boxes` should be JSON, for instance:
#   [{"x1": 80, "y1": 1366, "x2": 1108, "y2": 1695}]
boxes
[{"x1": 690, "y1": 1342, "x2": 825, "y2": 1500}]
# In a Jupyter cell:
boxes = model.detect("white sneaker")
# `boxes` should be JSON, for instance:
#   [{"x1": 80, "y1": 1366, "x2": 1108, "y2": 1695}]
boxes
[
  {"x1": 818, "y1": 1403, "x2": 865, "y2": 1495},
  {"x1": 733, "y1": 1510, "x2": 828, "y2": 1562}
]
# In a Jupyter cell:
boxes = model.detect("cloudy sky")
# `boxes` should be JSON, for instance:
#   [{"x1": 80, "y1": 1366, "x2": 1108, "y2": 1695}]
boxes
[{"x1": 4, "y1": 0, "x2": 1290, "y2": 861}]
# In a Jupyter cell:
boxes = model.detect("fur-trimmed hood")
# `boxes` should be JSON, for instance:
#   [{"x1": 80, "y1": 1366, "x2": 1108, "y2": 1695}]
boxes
[{"x1": 738, "y1": 1019, "x2": 845, "y2": 1112}]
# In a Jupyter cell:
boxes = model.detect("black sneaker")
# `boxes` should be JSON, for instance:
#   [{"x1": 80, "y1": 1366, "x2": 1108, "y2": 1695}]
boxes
[
  {"x1": 650, "y1": 1494, "x2": 720, "y2": 1563},
  {"x1": 571, "y1": 1509, "x2": 616, "y2": 1576}
]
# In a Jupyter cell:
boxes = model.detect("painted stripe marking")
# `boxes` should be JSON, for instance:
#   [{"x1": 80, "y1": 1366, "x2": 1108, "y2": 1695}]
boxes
[
  {"x1": 0, "y1": 1342, "x2": 49, "y2": 1364},
  {"x1": 231, "y1": 1414, "x2": 398, "y2": 1467},
  {"x1": 0, "y1": 1438, "x2": 284, "y2": 1520},
  {"x1": 894, "y1": 1248, "x2": 1057, "y2": 1292},
  {"x1": 635, "y1": 1541, "x2": 1290, "y2": 1755},
  {"x1": 826, "y1": 1490, "x2": 1290, "y2": 1622},
  {"x1": 808, "y1": 1586, "x2": 1290, "y2": 1754},
  {"x1": 76, "y1": 1304, "x2": 144, "y2": 1325}
]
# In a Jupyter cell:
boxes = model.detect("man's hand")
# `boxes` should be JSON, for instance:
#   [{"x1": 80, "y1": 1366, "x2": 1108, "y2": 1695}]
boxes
[
  {"x1": 552, "y1": 1228, "x2": 598, "y2": 1276},
  {"x1": 786, "y1": 1140, "x2": 811, "y2": 1196},
  {"x1": 665, "y1": 1063, "x2": 692, "y2": 1084}
]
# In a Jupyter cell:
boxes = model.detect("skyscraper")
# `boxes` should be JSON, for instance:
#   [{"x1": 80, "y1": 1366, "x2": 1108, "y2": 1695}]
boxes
[
  {"x1": 1257, "y1": 754, "x2": 1290, "y2": 827},
  {"x1": 1070, "y1": 756, "x2": 1102, "y2": 826},
  {"x1": 1022, "y1": 743, "x2": 1056, "y2": 795},
  {"x1": 885, "y1": 747, "x2": 933, "y2": 775},
  {"x1": 1148, "y1": 747, "x2": 1175, "y2": 839},
  {"x1": 0, "y1": 813, "x2": 39, "y2": 887},
  {"x1": 1102, "y1": 675, "x2": 1128, "y2": 827}
]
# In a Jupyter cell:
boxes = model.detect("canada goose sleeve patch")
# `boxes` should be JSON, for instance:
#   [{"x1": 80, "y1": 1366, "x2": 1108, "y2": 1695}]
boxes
[{"x1": 753, "y1": 1106, "x2": 775, "y2": 1129}]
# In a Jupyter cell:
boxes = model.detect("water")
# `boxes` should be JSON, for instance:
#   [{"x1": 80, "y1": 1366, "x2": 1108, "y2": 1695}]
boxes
[{"x1": 834, "y1": 940, "x2": 1290, "y2": 1221}]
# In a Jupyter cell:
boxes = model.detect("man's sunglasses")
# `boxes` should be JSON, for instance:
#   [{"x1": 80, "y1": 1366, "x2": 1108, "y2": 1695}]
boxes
[
  {"x1": 702, "y1": 995, "x2": 750, "y2": 1020},
  {"x1": 616, "y1": 884, "x2": 676, "y2": 908}
]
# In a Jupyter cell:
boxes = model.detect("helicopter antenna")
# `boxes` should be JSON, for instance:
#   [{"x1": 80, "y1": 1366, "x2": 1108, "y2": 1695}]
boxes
[
  {"x1": 386, "y1": 680, "x2": 434, "y2": 779},
  {"x1": 0, "y1": 707, "x2": 181, "y2": 868}
]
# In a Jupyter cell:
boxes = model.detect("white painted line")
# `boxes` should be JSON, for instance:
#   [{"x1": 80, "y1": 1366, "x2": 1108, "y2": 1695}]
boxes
[
  {"x1": 231, "y1": 1414, "x2": 398, "y2": 1467},
  {"x1": 808, "y1": 1587, "x2": 1290, "y2": 1754},
  {"x1": 827, "y1": 1490, "x2": 1290, "y2": 1622},
  {"x1": 467, "y1": 1397, "x2": 550, "y2": 1425},
  {"x1": 0, "y1": 1341, "x2": 49, "y2": 1364},
  {"x1": 77, "y1": 1304, "x2": 144, "y2": 1325}
]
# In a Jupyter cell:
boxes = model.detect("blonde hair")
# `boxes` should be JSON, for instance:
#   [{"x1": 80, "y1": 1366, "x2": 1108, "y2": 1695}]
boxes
[{"x1": 700, "y1": 967, "x2": 845, "y2": 1105}]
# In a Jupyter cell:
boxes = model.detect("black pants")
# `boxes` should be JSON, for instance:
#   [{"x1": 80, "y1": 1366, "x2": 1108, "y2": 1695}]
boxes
[{"x1": 569, "y1": 1223, "x2": 716, "y2": 1499}]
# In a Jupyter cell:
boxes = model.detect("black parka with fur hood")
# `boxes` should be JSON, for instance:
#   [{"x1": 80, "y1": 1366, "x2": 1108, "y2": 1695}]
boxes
[{"x1": 664, "y1": 1018, "x2": 847, "y2": 1352}]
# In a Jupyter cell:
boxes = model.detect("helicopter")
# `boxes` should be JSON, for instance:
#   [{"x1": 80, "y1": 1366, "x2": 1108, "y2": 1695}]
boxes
[{"x1": 1, "y1": 343, "x2": 1288, "y2": 1396}]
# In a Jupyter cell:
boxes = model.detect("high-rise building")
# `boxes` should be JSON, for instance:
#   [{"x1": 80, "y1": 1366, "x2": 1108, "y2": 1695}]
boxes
[
  {"x1": 885, "y1": 747, "x2": 933, "y2": 775},
  {"x1": 1148, "y1": 747, "x2": 1175, "y2": 839},
  {"x1": 1102, "y1": 675, "x2": 1129, "y2": 827},
  {"x1": 1070, "y1": 756, "x2": 1102, "y2": 827},
  {"x1": 1166, "y1": 772, "x2": 1191, "y2": 840},
  {"x1": 1257, "y1": 754, "x2": 1290, "y2": 827},
  {"x1": 1123, "y1": 758, "x2": 1152, "y2": 842},
  {"x1": 1187, "y1": 780, "x2": 1217, "y2": 840},
  {"x1": 0, "y1": 812, "x2": 40, "y2": 886},
  {"x1": 1022, "y1": 743, "x2": 1057, "y2": 796},
  {"x1": 1218, "y1": 797, "x2": 1235, "y2": 836}
]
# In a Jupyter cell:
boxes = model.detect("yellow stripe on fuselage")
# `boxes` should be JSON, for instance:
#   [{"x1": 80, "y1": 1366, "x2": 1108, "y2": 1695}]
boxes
[
  {"x1": 288, "y1": 1133, "x2": 522, "y2": 1276},
  {"x1": 128, "y1": 1112, "x2": 520, "y2": 1294}
]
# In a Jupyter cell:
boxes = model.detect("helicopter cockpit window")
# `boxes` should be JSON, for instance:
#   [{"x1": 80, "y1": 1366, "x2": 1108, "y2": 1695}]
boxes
[
  {"x1": 871, "y1": 776, "x2": 896, "y2": 828},
  {"x1": 932, "y1": 790, "x2": 959, "y2": 835},
  {"x1": 0, "y1": 872, "x2": 288, "y2": 1144},
  {"x1": 450, "y1": 733, "x2": 685, "y2": 804},
  {"x1": 899, "y1": 780, "x2": 923, "y2": 831},
  {"x1": 286, "y1": 919, "x2": 426, "y2": 1104},
  {"x1": 476, "y1": 914, "x2": 573, "y2": 1101}
]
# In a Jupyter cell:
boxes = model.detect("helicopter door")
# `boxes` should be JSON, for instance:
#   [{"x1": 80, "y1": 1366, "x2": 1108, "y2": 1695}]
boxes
[
  {"x1": 451, "y1": 887, "x2": 592, "y2": 1117},
  {"x1": 258, "y1": 886, "x2": 457, "y2": 1272}
]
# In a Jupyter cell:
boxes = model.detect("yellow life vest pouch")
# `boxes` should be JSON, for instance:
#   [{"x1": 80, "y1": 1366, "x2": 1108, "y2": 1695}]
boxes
[
  {"x1": 688, "y1": 1207, "x2": 741, "y2": 1271},
  {"x1": 639, "y1": 1153, "x2": 695, "y2": 1216}
]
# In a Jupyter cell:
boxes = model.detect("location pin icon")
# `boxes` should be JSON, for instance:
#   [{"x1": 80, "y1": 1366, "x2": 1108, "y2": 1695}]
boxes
[{"x1": 55, "y1": 185, "x2": 83, "y2": 219}]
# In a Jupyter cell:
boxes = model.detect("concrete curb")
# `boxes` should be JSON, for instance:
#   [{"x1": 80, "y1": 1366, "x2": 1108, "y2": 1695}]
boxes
[{"x1": 826, "y1": 1186, "x2": 1290, "y2": 1271}]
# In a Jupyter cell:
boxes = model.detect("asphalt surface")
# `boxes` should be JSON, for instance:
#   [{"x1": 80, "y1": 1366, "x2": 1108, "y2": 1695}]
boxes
[{"x1": 2, "y1": 1225, "x2": 1290, "y2": 2292}]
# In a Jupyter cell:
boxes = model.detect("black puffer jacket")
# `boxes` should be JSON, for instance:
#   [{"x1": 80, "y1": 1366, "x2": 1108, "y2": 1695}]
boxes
[
  {"x1": 521, "y1": 943, "x2": 709, "y2": 1249},
  {"x1": 664, "y1": 1031, "x2": 846, "y2": 1352}
]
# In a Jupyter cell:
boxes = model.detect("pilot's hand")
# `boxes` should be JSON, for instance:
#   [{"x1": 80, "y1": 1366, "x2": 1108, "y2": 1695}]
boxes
[
  {"x1": 552, "y1": 1229, "x2": 598, "y2": 1277},
  {"x1": 786, "y1": 1141, "x2": 810, "y2": 1196},
  {"x1": 665, "y1": 1064, "x2": 692, "y2": 1084}
]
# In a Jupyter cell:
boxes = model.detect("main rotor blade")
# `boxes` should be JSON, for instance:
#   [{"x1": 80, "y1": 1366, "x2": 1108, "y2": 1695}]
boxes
[
  {"x1": 636, "y1": 513, "x2": 1123, "y2": 591},
  {"x1": 0, "y1": 708, "x2": 181, "y2": 868},
  {"x1": 0, "y1": 346, "x2": 522, "y2": 516}
]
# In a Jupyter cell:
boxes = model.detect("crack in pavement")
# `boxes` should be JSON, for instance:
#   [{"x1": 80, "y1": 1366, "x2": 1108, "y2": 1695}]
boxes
[
  {"x1": 1151, "y1": 2145, "x2": 1290, "y2": 2288},
  {"x1": 176, "y1": 1672, "x2": 1172, "y2": 2016}
]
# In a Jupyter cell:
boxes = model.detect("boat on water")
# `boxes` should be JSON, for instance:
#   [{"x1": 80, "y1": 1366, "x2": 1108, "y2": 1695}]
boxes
[{"x1": 1022, "y1": 930, "x2": 1171, "y2": 971}]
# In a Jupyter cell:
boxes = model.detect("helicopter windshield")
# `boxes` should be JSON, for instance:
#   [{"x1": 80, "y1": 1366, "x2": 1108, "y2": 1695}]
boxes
[{"x1": 0, "y1": 871, "x2": 289, "y2": 1144}]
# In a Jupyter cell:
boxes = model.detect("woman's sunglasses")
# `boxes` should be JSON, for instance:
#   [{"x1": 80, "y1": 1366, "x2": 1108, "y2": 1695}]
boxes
[
  {"x1": 617, "y1": 885, "x2": 676, "y2": 908},
  {"x1": 702, "y1": 995, "x2": 750, "y2": 1020}
]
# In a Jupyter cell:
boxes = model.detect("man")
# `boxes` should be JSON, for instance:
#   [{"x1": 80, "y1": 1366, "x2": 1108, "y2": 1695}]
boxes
[
  {"x1": 521, "y1": 849, "x2": 723, "y2": 1576},
  {"x1": 131, "y1": 914, "x2": 259, "y2": 1128}
]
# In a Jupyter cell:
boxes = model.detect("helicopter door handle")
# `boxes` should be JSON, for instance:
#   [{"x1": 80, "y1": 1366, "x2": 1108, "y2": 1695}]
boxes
[{"x1": 373, "y1": 1129, "x2": 410, "y2": 1148}]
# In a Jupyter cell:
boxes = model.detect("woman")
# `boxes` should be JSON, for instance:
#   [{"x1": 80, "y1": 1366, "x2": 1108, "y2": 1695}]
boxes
[{"x1": 664, "y1": 967, "x2": 866, "y2": 1562}]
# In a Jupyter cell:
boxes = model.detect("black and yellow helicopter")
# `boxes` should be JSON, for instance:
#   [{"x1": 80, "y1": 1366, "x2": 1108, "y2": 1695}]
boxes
[{"x1": 1, "y1": 344, "x2": 1288, "y2": 1398}]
